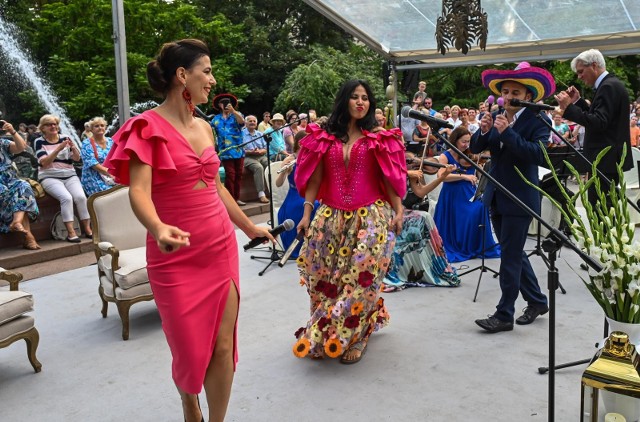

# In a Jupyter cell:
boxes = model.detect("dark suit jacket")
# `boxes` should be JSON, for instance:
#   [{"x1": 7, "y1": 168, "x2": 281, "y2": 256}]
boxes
[
  {"x1": 563, "y1": 73, "x2": 632, "y2": 174},
  {"x1": 470, "y1": 108, "x2": 548, "y2": 216}
]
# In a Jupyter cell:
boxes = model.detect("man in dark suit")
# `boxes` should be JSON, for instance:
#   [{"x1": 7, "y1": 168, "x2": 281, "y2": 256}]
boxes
[
  {"x1": 556, "y1": 49, "x2": 632, "y2": 205},
  {"x1": 471, "y1": 62, "x2": 556, "y2": 333}
]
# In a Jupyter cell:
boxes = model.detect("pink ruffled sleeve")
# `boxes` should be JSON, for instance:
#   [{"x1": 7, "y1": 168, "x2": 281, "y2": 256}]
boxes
[
  {"x1": 104, "y1": 111, "x2": 177, "y2": 186},
  {"x1": 370, "y1": 128, "x2": 407, "y2": 199},
  {"x1": 294, "y1": 123, "x2": 333, "y2": 198}
]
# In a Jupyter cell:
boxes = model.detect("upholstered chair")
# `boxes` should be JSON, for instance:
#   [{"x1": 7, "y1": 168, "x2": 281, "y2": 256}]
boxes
[
  {"x1": 87, "y1": 185, "x2": 154, "y2": 340},
  {"x1": 0, "y1": 267, "x2": 42, "y2": 373}
]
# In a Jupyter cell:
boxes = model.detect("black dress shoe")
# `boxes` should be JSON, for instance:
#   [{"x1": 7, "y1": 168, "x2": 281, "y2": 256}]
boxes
[
  {"x1": 515, "y1": 305, "x2": 549, "y2": 325},
  {"x1": 475, "y1": 316, "x2": 513, "y2": 333}
]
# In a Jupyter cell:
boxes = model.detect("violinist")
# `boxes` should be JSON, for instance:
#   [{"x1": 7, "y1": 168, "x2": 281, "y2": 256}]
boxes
[
  {"x1": 432, "y1": 126, "x2": 500, "y2": 263},
  {"x1": 410, "y1": 118, "x2": 436, "y2": 156}
]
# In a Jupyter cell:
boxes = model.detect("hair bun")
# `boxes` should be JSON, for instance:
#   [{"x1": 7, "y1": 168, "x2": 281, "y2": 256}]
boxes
[{"x1": 147, "y1": 60, "x2": 168, "y2": 95}]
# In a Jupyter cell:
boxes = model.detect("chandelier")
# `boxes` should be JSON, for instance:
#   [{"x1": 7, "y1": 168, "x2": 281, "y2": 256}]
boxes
[{"x1": 435, "y1": 0, "x2": 488, "y2": 55}]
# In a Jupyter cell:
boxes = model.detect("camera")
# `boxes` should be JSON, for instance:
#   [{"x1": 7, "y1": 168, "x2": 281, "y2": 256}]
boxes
[
  {"x1": 0, "y1": 120, "x2": 6, "y2": 126},
  {"x1": 220, "y1": 98, "x2": 231, "y2": 108}
]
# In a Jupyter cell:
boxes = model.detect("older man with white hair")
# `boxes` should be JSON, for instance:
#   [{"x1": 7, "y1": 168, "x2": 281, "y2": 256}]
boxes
[
  {"x1": 555, "y1": 48, "x2": 632, "y2": 206},
  {"x1": 242, "y1": 115, "x2": 269, "y2": 203}
]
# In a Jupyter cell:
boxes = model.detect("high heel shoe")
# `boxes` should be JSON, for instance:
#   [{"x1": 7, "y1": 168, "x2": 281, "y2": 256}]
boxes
[{"x1": 23, "y1": 232, "x2": 41, "y2": 250}]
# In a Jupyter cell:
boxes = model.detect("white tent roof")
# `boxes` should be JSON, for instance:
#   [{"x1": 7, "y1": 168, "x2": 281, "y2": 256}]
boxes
[{"x1": 303, "y1": 0, "x2": 640, "y2": 69}]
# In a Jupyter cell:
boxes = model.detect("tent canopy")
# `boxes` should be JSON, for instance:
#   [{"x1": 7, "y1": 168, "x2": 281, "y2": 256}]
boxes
[{"x1": 303, "y1": 0, "x2": 640, "y2": 69}]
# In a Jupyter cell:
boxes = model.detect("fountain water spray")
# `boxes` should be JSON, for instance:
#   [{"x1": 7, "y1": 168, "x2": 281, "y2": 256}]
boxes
[{"x1": 0, "y1": 16, "x2": 79, "y2": 144}]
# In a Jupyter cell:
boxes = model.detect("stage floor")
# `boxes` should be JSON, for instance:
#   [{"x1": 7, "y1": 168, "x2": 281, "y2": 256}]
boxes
[{"x1": 0, "y1": 226, "x2": 607, "y2": 421}]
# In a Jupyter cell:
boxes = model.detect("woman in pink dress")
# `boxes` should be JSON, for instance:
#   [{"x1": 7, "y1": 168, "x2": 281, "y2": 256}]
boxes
[
  {"x1": 105, "y1": 39, "x2": 273, "y2": 422},
  {"x1": 292, "y1": 79, "x2": 406, "y2": 364}
]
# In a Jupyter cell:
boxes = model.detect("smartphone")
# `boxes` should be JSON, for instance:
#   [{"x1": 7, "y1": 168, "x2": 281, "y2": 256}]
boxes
[{"x1": 0, "y1": 120, "x2": 6, "y2": 126}]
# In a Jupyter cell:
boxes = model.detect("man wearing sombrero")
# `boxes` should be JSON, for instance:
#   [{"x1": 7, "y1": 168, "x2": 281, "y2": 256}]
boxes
[
  {"x1": 211, "y1": 93, "x2": 246, "y2": 205},
  {"x1": 470, "y1": 62, "x2": 554, "y2": 333}
]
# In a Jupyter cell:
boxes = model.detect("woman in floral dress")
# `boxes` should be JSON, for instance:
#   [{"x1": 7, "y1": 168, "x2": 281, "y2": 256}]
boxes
[
  {"x1": 0, "y1": 120, "x2": 40, "y2": 249},
  {"x1": 80, "y1": 116, "x2": 115, "y2": 196},
  {"x1": 293, "y1": 79, "x2": 406, "y2": 363}
]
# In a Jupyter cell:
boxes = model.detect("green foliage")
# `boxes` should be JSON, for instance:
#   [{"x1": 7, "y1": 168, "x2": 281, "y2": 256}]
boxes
[{"x1": 274, "y1": 45, "x2": 385, "y2": 116}]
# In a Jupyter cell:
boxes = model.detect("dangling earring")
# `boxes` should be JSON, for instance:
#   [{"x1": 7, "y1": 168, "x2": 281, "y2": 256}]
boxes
[{"x1": 182, "y1": 83, "x2": 195, "y2": 115}]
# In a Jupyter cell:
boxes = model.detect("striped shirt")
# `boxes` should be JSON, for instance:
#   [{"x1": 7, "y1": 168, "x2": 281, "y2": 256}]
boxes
[{"x1": 34, "y1": 136, "x2": 77, "y2": 180}]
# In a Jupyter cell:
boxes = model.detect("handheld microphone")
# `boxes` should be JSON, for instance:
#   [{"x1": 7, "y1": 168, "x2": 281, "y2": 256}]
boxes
[
  {"x1": 243, "y1": 219, "x2": 295, "y2": 251},
  {"x1": 401, "y1": 106, "x2": 453, "y2": 129},
  {"x1": 509, "y1": 98, "x2": 556, "y2": 111},
  {"x1": 278, "y1": 231, "x2": 304, "y2": 267},
  {"x1": 496, "y1": 97, "x2": 505, "y2": 114}
]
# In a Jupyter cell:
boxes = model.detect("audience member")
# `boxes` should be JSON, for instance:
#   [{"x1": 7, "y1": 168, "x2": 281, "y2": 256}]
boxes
[
  {"x1": 1, "y1": 120, "x2": 40, "y2": 249},
  {"x1": 34, "y1": 114, "x2": 92, "y2": 241},
  {"x1": 283, "y1": 110, "x2": 300, "y2": 154},
  {"x1": 80, "y1": 117, "x2": 115, "y2": 196},
  {"x1": 242, "y1": 115, "x2": 269, "y2": 204},
  {"x1": 211, "y1": 93, "x2": 246, "y2": 206},
  {"x1": 264, "y1": 113, "x2": 288, "y2": 161}
]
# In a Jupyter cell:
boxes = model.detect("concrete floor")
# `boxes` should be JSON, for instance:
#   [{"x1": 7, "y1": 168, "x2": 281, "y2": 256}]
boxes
[{"x1": 0, "y1": 227, "x2": 608, "y2": 421}]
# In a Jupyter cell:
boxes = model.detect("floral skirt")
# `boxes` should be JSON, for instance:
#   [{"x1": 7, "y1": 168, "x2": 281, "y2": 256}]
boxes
[
  {"x1": 293, "y1": 200, "x2": 395, "y2": 359},
  {"x1": 0, "y1": 172, "x2": 38, "y2": 233}
]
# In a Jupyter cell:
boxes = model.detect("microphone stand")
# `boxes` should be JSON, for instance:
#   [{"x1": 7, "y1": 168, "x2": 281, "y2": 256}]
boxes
[
  {"x1": 220, "y1": 118, "x2": 301, "y2": 276},
  {"x1": 429, "y1": 123, "x2": 602, "y2": 422}
]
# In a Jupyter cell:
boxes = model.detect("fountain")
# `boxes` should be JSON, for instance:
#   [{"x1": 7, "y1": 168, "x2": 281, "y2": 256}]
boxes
[{"x1": 0, "y1": 15, "x2": 79, "y2": 145}]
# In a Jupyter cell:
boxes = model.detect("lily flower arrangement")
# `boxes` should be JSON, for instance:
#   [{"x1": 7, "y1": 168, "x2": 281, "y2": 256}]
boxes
[{"x1": 519, "y1": 145, "x2": 640, "y2": 323}]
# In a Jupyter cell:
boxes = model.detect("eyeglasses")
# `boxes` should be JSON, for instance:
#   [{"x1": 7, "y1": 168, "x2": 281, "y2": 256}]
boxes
[{"x1": 43, "y1": 123, "x2": 58, "y2": 127}]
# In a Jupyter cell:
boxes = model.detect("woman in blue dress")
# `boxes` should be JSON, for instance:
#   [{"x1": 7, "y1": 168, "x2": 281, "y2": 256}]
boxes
[
  {"x1": 275, "y1": 130, "x2": 317, "y2": 258},
  {"x1": 81, "y1": 117, "x2": 115, "y2": 196},
  {"x1": 0, "y1": 120, "x2": 40, "y2": 249},
  {"x1": 433, "y1": 126, "x2": 500, "y2": 263}
]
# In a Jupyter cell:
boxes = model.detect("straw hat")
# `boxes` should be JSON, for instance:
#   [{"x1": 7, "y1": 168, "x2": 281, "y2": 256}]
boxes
[
  {"x1": 271, "y1": 113, "x2": 285, "y2": 122},
  {"x1": 481, "y1": 62, "x2": 556, "y2": 102}
]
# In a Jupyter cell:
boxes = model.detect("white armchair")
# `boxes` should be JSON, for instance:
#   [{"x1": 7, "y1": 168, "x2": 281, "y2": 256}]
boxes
[
  {"x1": 264, "y1": 161, "x2": 290, "y2": 227},
  {"x1": 87, "y1": 185, "x2": 154, "y2": 340},
  {"x1": 0, "y1": 268, "x2": 41, "y2": 373}
]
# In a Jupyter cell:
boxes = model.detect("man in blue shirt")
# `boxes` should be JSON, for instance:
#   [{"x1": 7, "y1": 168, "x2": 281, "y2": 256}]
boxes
[
  {"x1": 211, "y1": 93, "x2": 245, "y2": 205},
  {"x1": 242, "y1": 115, "x2": 269, "y2": 203}
]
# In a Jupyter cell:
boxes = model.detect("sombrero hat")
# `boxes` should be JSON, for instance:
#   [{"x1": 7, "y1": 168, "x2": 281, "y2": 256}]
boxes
[
  {"x1": 211, "y1": 93, "x2": 239, "y2": 111},
  {"x1": 481, "y1": 62, "x2": 556, "y2": 102}
]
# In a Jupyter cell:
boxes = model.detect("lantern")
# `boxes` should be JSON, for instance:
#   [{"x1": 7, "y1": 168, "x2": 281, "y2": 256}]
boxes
[{"x1": 581, "y1": 331, "x2": 640, "y2": 421}]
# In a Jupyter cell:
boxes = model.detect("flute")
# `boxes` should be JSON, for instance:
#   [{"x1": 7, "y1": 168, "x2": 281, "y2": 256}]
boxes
[{"x1": 276, "y1": 159, "x2": 296, "y2": 174}]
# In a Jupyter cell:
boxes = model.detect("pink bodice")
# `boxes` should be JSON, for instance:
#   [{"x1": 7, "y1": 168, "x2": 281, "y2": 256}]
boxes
[{"x1": 295, "y1": 124, "x2": 406, "y2": 211}]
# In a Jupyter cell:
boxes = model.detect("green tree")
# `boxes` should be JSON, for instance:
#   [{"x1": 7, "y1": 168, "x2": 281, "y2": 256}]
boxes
[{"x1": 274, "y1": 44, "x2": 385, "y2": 116}]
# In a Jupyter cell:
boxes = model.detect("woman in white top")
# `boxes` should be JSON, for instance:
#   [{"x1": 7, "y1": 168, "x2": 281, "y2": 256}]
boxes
[{"x1": 34, "y1": 114, "x2": 92, "y2": 242}]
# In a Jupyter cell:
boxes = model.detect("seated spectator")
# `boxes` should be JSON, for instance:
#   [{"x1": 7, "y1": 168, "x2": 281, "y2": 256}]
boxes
[
  {"x1": 1, "y1": 120, "x2": 41, "y2": 249},
  {"x1": 264, "y1": 113, "x2": 288, "y2": 161},
  {"x1": 258, "y1": 111, "x2": 272, "y2": 133},
  {"x1": 17, "y1": 123, "x2": 28, "y2": 140},
  {"x1": 433, "y1": 126, "x2": 500, "y2": 263},
  {"x1": 26, "y1": 124, "x2": 39, "y2": 147},
  {"x1": 375, "y1": 108, "x2": 387, "y2": 128},
  {"x1": 242, "y1": 115, "x2": 269, "y2": 204},
  {"x1": 81, "y1": 121, "x2": 92, "y2": 140},
  {"x1": 283, "y1": 110, "x2": 300, "y2": 153},
  {"x1": 630, "y1": 115, "x2": 640, "y2": 148},
  {"x1": 298, "y1": 113, "x2": 308, "y2": 131},
  {"x1": 81, "y1": 116, "x2": 115, "y2": 196},
  {"x1": 34, "y1": 114, "x2": 92, "y2": 242}
]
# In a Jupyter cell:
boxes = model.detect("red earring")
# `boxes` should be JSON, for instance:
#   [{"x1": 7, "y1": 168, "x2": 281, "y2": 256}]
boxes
[{"x1": 182, "y1": 84, "x2": 195, "y2": 115}]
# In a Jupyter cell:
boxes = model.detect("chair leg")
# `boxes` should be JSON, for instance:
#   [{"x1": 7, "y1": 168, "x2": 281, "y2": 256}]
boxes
[
  {"x1": 24, "y1": 327, "x2": 42, "y2": 373},
  {"x1": 99, "y1": 286, "x2": 108, "y2": 318},
  {"x1": 116, "y1": 301, "x2": 132, "y2": 341}
]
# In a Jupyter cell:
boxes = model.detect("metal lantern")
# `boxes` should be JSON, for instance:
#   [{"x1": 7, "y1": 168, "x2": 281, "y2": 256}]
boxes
[{"x1": 581, "y1": 331, "x2": 640, "y2": 421}]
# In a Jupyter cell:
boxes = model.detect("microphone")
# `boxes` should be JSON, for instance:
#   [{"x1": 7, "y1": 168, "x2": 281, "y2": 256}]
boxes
[
  {"x1": 401, "y1": 106, "x2": 453, "y2": 129},
  {"x1": 243, "y1": 219, "x2": 295, "y2": 251},
  {"x1": 509, "y1": 98, "x2": 556, "y2": 111},
  {"x1": 278, "y1": 231, "x2": 304, "y2": 267},
  {"x1": 496, "y1": 97, "x2": 505, "y2": 114}
]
